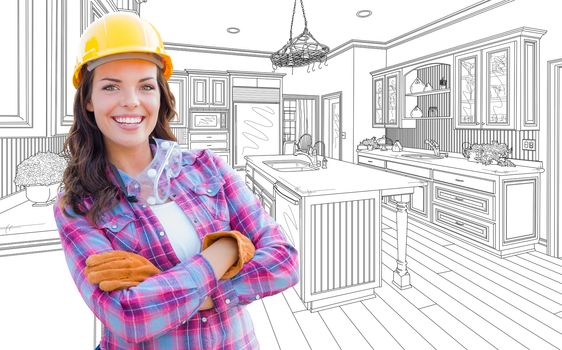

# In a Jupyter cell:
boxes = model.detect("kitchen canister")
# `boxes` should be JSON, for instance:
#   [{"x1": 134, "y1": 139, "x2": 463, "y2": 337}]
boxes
[
  {"x1": 410, "y1": 106, "x2": 423, "y2": 118},
  {"x1": 410, "y1": 77, "x2": 425, "y2": 94}
]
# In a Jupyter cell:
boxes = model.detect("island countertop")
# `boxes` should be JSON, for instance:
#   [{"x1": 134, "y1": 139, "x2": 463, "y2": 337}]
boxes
[{"x1": 245, "y1": 155, "x2": 426, "y2": 197}]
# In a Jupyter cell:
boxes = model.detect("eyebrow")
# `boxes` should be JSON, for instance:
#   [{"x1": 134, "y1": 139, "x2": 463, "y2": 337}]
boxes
[{"x1": 99, "y1": 77, "x2": 156, "y2": 83}]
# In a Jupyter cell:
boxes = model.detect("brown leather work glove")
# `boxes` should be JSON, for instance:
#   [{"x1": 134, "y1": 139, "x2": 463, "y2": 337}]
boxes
[
  {"x1": 85, "y1": 250, "x2": 161, "y2": 292},
  {"x1": 202, "y1": 230, "x2": 256, "y2": 279}
]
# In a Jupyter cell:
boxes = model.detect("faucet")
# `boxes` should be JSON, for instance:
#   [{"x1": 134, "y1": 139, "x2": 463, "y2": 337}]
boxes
[
  {"x1": 425, "y1": 138, "x2": 441, "y2": 156},
  {"x1": 293, "y1": 147, "x2": 320, "y2": 168}
]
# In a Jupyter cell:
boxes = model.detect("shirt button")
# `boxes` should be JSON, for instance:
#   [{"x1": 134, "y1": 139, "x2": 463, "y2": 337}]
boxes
[
  {"x1": 159, "y1": 231, "x2": 165, "y2": 237},
  {"x1": 201, "y1": 317, "x2": 207, "y2": 323},
  {"x1": 206, "y1": 189, "x2": 213, "y2": 194},
  {"x1": 111, "y1": 224, "x2": 117, "y2": 230},
  {"x1": 142, "y1": 204, "x2": 147, "y2": 208},
  {"x1": 193, "y1": 219, "x2": 198, "y2": 224},
  {"x1": 134, "y1": 184, "x2": 139, "y2": 189},
  {"x1": 255, "y1": 295, "x2": 260, "y2": 300},
  {"x1": 225, "y1": 298, "x2": 231, "y2": 304}
]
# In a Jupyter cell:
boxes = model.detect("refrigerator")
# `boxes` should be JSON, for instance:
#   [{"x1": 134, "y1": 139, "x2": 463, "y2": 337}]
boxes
[{"x1": 232, "y1": 102, "x2": 281, "y2": 168}]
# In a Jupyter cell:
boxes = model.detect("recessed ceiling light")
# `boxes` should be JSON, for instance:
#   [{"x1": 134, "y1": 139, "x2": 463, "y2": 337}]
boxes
[
  {"x1": 356, "y1": 10, "x2": 372, "y2": 18},
  {"x1": 227, "y1": 27, "x2": 240, "y2": 34}
]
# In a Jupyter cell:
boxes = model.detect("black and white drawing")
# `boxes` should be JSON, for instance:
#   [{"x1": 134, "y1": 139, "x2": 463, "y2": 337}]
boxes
[{"x1": 1, "y1": 0, "x2": 561, "y2": 348}]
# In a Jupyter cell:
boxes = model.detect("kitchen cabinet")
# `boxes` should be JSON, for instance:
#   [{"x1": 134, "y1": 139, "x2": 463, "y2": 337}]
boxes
[
  {"x1": 357, "y1": 150, "x2": 542, "y2": 257},
  {"x1": 187, "y1": 71, "x2": 229, "y2": 108},
  {"x1": 168, "y1": 71, "x2": 188, "y2": 127},
  {"x1": 244, "y1": 162, "x2": 276, "y2": 217},
  {"x1": 372, "y1": 70, "x2": 401, "y2": 128},
  {"x1": 454, "y1": 30, "x2": 542, "y2": 130}
]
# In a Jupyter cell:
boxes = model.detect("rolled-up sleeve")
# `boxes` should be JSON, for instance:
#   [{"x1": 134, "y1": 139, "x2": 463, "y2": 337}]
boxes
[
  {"x1": 207, "y1": 151, "x2": 299, "y2": 311},
  {"x1": 53, "y1": 195, "x2": 218, "y2": 344}
]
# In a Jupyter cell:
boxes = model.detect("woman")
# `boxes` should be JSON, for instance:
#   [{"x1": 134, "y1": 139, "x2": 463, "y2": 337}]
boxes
[{"x1": 54, "y1": 12, "x2": 299, "y2": 349}]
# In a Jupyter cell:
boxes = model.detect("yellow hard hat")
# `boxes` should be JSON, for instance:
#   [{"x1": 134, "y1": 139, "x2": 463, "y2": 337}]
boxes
[{"x1": 72, "y1": 12, "x2": 172, "y2": 88}]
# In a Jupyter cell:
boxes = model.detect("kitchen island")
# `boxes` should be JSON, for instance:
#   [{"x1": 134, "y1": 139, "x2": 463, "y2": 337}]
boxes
[{"x1": 244, "y1": 154, "x2": 425, "y2": 311}]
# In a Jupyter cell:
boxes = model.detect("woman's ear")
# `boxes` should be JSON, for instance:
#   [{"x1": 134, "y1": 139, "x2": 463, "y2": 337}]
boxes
[{"x1": 86, "y1": 100, "x2": 94, "y2": 112}]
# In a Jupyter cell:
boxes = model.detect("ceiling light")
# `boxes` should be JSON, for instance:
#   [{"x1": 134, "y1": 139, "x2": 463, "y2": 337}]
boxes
[
  {"x1": 227, "y1": 27, "x2": 240, "y2": 34},
  {"x1": 356, "y1": 10, "x2": 372, "y2": 18}
]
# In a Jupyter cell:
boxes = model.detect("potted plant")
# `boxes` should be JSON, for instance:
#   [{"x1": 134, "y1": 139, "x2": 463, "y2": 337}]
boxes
[{"x1": 13, "y1": 151, "x2": 68, "y2": 206}]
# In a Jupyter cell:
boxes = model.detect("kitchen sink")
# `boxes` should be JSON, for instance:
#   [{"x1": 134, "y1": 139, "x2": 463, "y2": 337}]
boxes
[
  {"x1": 400, "y1": 153, "x2": 447, "y2": 159},
  {"x1": 263, "y1": 159, "x2": 319, "y2": 172}
]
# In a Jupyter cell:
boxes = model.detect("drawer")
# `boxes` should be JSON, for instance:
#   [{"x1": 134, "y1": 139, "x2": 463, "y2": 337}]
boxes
[
  {"x1": 387, "y1": 161, "x2": 431, "y2": 179},
  {"x1": 190, "y1": 133, "x2": 228, "y2": 141},
  {"x1": 433, "y1": 170, "x2": 495, "y2": 193},
  {"x1": 245, "y1": 164, "x2": 254, "y2": 177},
  {"x1": 434, "y1": 182, "x2": 495, "y2": 220},
  {"x1": 358, "y1": 155, "x2": 385, "y2": 169},
  {"x1": 190, "y1": 141, "x2": 228, "y2": 149},
  {"x1": 433, "y1": 204, "x2": 494, "y2": 247}
]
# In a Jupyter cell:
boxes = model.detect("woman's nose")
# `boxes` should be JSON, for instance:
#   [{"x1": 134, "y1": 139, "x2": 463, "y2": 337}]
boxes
[{"x1": 120, "y1": 88, "x2": 140, "y2": 108}]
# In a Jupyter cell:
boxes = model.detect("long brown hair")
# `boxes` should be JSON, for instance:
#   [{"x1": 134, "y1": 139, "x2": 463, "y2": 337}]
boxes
[{"x1": 60, "y1": 66, "x2": 177, "y2": 226}]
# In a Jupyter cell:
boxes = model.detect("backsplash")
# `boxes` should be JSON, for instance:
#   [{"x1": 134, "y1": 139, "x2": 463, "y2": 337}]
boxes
[{"x1": 385, "y1": 118, "x2": 538, "y2": 161}]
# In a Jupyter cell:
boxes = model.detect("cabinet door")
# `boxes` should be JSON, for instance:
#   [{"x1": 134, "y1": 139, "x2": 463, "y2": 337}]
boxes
[
  {"x1": 191, "y1": 77, "x2": 208, "y2": 107},
  {"x1": 385, "y1": 73, "x2": 399, "y2": 127},
  {"x1": 372, "y1": 77, "x2": 385, "y2": 127},
  {"x1": 168, "y1": 73, "x2": 188, "y2": 127},
  {"x1": 454, "y1": 51, "x2": 480, "y2": 129},
  {"x1": 521, "y1": 39, "x2": 539, "y2": 129},
  {"x1": 210, "y1": 77, "x2": 228, "y2": 108},
  {"x1": 482, "y1": 42, "x2": 516, "y2": 129}
]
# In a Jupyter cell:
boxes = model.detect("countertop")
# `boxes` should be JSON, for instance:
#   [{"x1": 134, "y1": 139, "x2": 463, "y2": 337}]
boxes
[
  {"x1": 357, "y1": 148, "x2": 544, "y2": 177},
  {"x1": 245, "y1": 155, "x2": 426, "y2": 197}
]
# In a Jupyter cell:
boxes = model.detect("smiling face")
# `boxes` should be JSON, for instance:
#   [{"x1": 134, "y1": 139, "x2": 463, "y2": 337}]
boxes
[{"x1": 86, "y1": 59, "x2": 160, "y2": 160}]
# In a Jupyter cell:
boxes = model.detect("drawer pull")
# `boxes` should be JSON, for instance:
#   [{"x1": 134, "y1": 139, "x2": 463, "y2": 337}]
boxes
[
  {"x1": 454, "y1": 196, "x2": 465, "y2": 202},
  {"x1": 455, "y1": 178, "x2": 465, "y2": 183},
  {"x1": 368, "y1": 160, "x2": 373, "y2": 163},
  {"x1": 455, "y1": 221, "x2": 465, "y2": 226},
  {"x1": 206, "y1": 136, "x2": 212, "y2": 139}
]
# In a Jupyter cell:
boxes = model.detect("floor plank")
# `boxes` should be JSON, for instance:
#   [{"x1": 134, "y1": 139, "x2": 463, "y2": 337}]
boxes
[
  {"x1": 261, "y1": 291, "x2": 311, "y2": 350},
  {"x1": 420, "y1": 304, "x2": 496, "y2": 350},
  {"x1": 283, "y1": 287, "x2": 308, "y2": 313},
  {"x1": 380, "y1": 249, "x2": 527, "y2": 349},
  {"x1": 441, "y1": 270, "x2": 562, "y2": 348},
  {"x1": 292, "y1": 310, "x2": 338, "y2": 350},
  {"x1": 400, "y1": 229, "x2": 562, "y2": 333},
  {"x1": 376, "y1": 279, "x2": 465, "y2": 350},
  {"x1": 529, "y1": 251, "x2": 562, "y2": 267},
  {"x1": 245, "y1": 300, "x2": 281, "y2": 350},
  {"x1": 319, "y1": 307, "x2": 373, "y2": 350},
  {"x1": 362, "y1": 296, "x2": 434, "y2": 350},
  {"x1": 340, "y1": 302, "x2": 403, "y2": 350},
  {"x1": 519, "y1": 252, "x2": 562, "y2": 275},
  {"x1": 383, "y1": 230, "x2": 450, "y2": 274},
  {"x1": 508, "y1": 255, "x2": 562, "y2": 285},
  {"x1": 403, "y1": 228, "x2": 562, "y2": 312}
]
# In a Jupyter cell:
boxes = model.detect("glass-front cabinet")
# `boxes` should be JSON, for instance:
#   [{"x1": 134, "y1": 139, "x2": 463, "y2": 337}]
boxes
[
  {"x1": 454, "y1": 30, "x2": 542, "y2": 130},
  {"x1": 372, "y1": 70, "x2": 400, "y2": 127},
  {"x1": 455, "y1": 51, "x2": 480, "y2": 128},
  {"x1": 482, "y1": 42, "x2": 515, "y2": 129}
]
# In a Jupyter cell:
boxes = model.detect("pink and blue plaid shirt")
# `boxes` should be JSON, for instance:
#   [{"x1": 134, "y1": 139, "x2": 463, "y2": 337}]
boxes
[{"x1": 53, "y1": 146, "x2": 299, "y2": 349}]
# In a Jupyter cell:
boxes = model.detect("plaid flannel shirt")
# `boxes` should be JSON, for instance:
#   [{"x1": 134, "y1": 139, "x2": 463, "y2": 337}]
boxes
[{"x1": 53, "y1": 146, "x2": 299, "y2": 349}]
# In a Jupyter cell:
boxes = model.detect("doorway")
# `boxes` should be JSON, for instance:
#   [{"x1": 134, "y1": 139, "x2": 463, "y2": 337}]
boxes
[
  {"x1": 321, "y1": 92, "x2": 342, "y2": 160},
  {"x1": 547, "y1": 58, "x2": 562, "y2": 258}
]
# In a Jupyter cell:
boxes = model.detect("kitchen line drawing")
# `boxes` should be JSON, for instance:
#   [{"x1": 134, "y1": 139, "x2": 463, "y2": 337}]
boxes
[{"x1": 1, "y1": 0, "x2": 562, "y2": 349}]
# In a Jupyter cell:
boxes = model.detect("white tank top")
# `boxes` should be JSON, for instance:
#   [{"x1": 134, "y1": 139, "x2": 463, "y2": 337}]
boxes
[{"x1": 149, "y1": 201, "x2": 201, "y2": 262}]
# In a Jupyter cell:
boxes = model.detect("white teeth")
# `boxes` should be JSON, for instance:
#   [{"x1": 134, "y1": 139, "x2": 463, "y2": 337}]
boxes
[{"x1": 114, "y1": 116, "x2": 142, "y2": 124}]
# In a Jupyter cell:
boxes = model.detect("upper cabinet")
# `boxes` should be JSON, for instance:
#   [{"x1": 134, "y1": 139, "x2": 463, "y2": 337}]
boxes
[
  {"x1": 370, "y1": 27, "x2": 544, "y2": 132},
  {"x1": 372, "y1": 70, "x2": 412, "y2": 128},
  {"x1": 168, "y1": 71, "x2": 188, "y2": 127},
  {"x1": 454, "y1": 30, "x2": 542, "y2": 130},
  {"x1": 187, "y1": 71, "x2": 229, "y2": 109}
]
